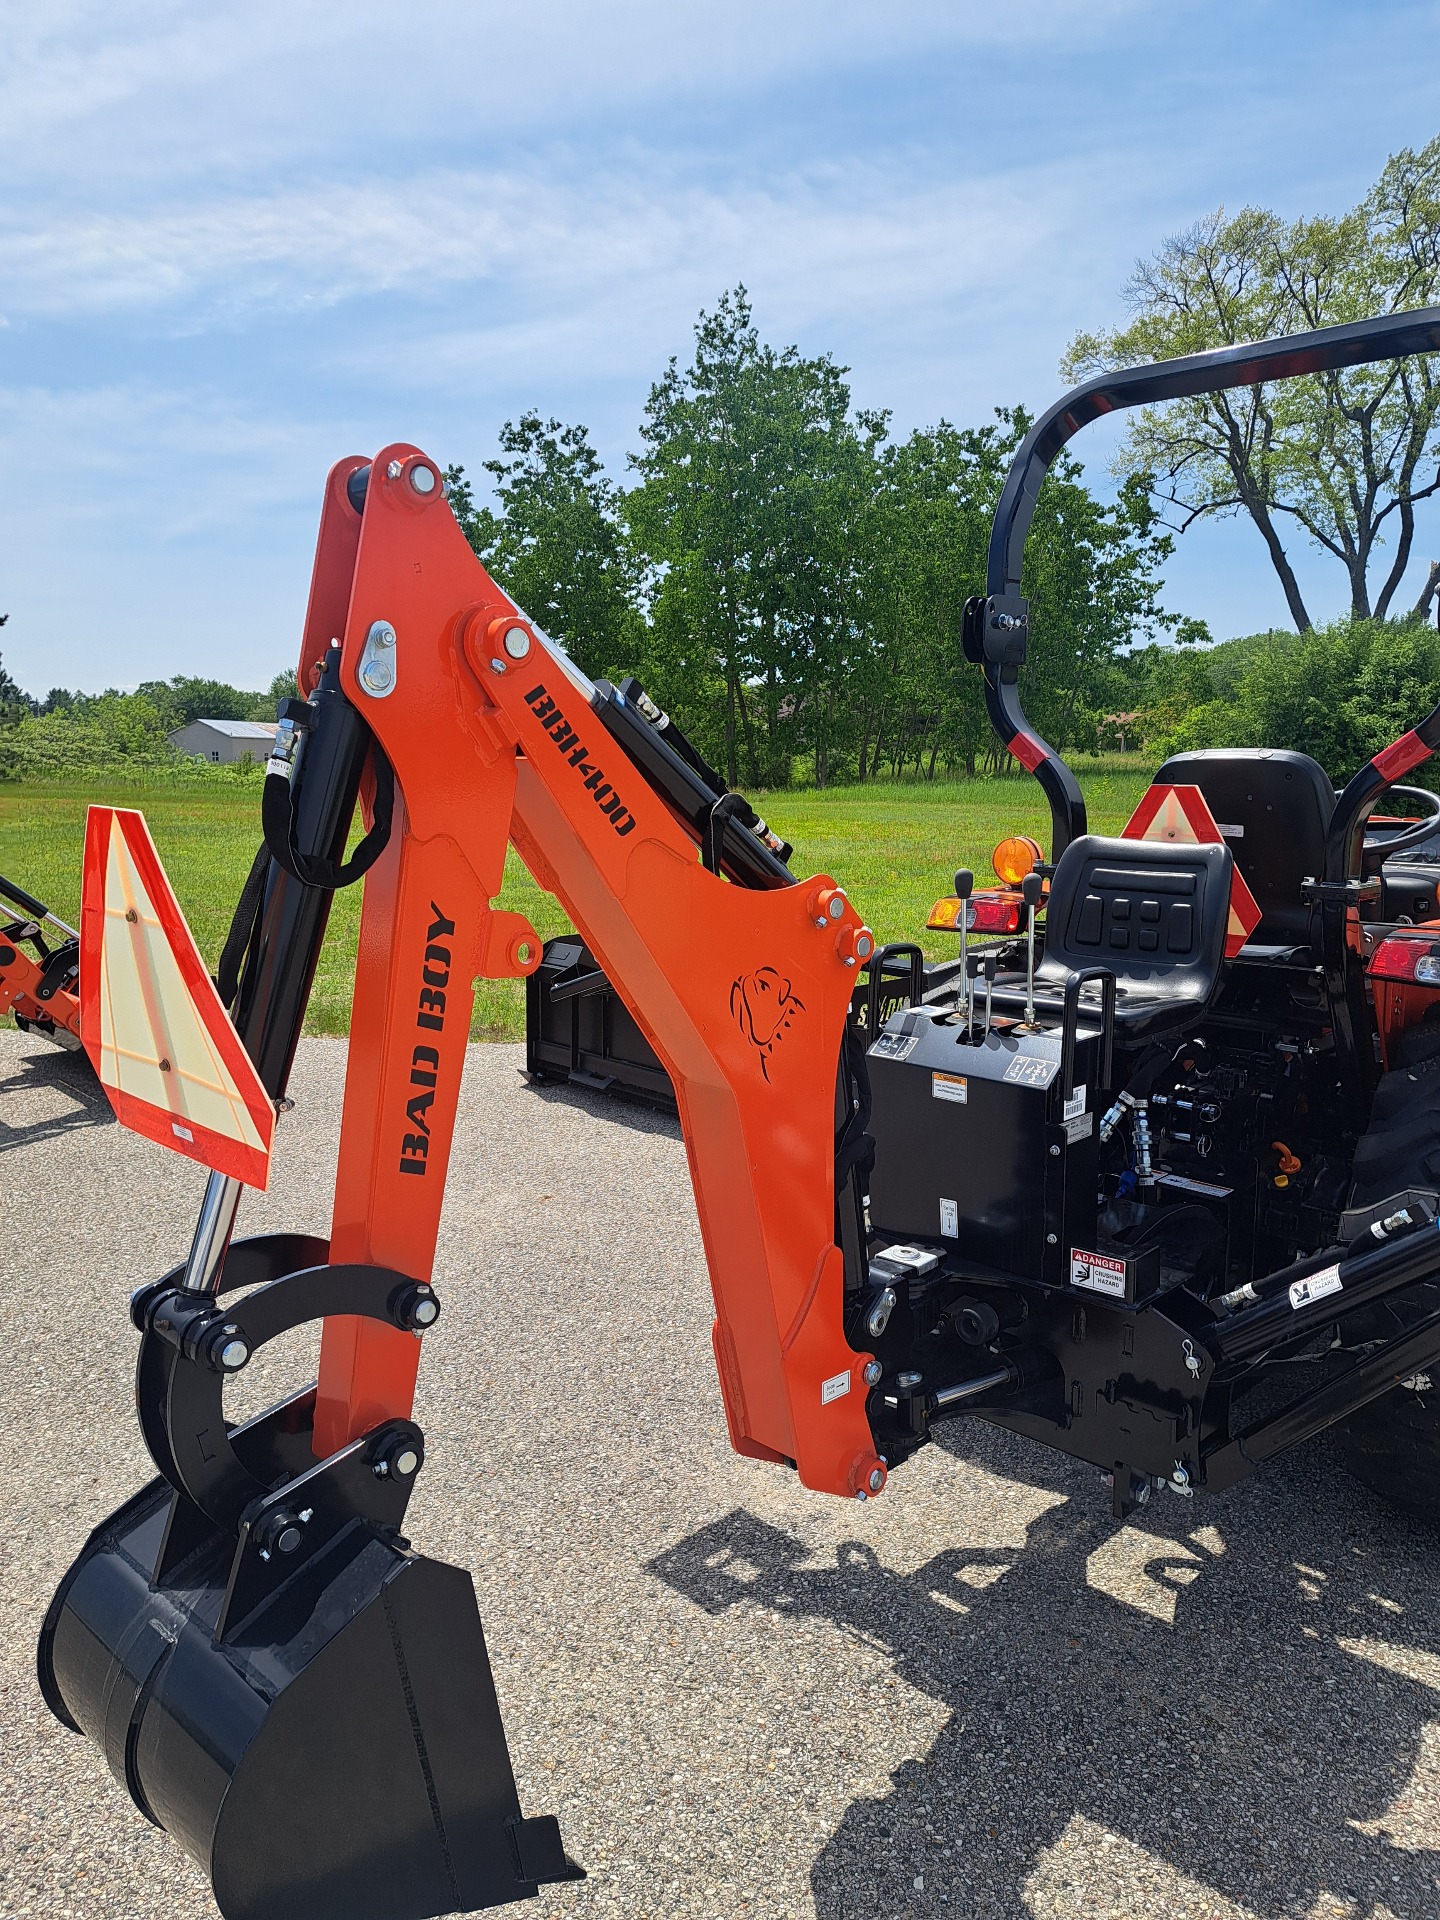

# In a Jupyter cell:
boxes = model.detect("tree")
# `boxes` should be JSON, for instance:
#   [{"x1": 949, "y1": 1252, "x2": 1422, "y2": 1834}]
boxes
[
  {"x1": 1066, "y1": 138, "x2": 1440, "y2": 630},
  {"x1": 627, "y1": 287, "x2": 881, "y2": 787},
  {"x1": 446, "y1": 415, "x2": 639, "y2": 681},
  {"x1": 0, "y1": 651, "x2": 34, "y2": 722}
]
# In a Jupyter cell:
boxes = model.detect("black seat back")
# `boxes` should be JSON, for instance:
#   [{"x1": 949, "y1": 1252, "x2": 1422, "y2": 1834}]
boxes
[
  {"x1": 1038, "y1": 835, "x2": 1233, "y2": 1018},
  {"x1": 1155, "y1": 749, "x2": 1334, "y2": 947}
]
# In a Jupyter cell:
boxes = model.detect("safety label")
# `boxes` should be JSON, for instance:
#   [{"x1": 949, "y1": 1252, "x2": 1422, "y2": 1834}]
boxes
[
  {"x1": 1004, "y1": 1055, "x2": 1057, "y2": 1088},
  {"x1": 931, "y1": 1071, "x2": 968, "y2": 1104},
  {"x1": 1070, "y1": 1248, "x2": 1128, "y2": 1298},
  {"x1": 821, "y1": 1369, "x2": 851, "y2": 1405},
  {"x1": 870, "y1": 1030, "x2": 919, "y2": 1062},
  {"x1": 1289, "y1": 1265, "x2": 1343, "y2": 1311},
  {"x1": 939, "y1": 1197, "x2": 960, "y2": 1238},
  {"x1": 1062, "y1": 1084, "x2": 1087, "y2": 1122}
]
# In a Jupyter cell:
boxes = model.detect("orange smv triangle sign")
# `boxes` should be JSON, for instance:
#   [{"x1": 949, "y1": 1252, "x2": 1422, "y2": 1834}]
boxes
[
  {"x1": 1122, "y1": 783, "x2": 1262, "y2": 958},
  {"x1": 80, "y1": 807, "x2": 275, "y2": 1188}
]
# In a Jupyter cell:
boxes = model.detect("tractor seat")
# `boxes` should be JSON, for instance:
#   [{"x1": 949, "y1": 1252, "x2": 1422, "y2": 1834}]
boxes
[
  {"x1": 990, "y1": 834, "x2": 1235, "y2": 1041},
  {"x1": 1154, "y1": 749, "x2": 1335, "y2": 961}
]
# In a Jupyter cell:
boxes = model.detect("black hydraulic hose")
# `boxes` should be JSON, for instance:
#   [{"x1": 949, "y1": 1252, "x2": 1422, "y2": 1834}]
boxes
[
  {"x1": 1213, "y1": 1218, "x2": 1440, "y2": 1367},
  {"x1": 231, "y1": 647, "x2": 376, "y2": 1098},
  {"x1": 0, "y1": 871, "x2": 51, "y2": 922}
]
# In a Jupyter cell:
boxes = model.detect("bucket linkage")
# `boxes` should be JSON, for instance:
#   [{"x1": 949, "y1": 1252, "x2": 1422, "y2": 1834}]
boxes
[{"x1": 38, "y1": 652, "x2": 580, "y2": 1919}]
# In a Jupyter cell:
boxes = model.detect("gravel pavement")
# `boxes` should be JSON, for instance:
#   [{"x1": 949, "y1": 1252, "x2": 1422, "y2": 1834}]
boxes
[{"x1": 2, "y1": 1027, "x2": 1439, "y2": 1920}]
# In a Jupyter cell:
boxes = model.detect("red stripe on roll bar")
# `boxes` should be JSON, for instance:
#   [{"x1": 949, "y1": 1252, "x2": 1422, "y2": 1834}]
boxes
[
  {"x1": 1007, "y1": 732, "x2": 1047, "y2": 774},
  {"x1": 1372, "y1": 729, "x2": 1433, "y2": 782}
]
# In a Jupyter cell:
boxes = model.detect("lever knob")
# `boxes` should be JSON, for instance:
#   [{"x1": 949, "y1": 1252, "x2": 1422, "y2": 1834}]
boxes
[{"x1": 954, "y1": 869, "x2": 974, "y2": 900}]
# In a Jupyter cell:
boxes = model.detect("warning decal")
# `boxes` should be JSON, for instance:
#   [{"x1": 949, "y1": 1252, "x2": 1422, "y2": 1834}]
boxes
[{"x1": 1070, "y1": 1247, "x2": 1128, "y2": 1298}]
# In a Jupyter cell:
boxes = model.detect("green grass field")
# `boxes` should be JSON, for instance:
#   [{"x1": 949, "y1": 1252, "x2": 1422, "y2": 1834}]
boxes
[{"x1": 0, "y1": 762, "x2": 1155, "y2": 1040}]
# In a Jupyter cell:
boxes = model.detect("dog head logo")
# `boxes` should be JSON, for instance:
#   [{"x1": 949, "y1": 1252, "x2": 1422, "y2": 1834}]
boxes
[{"x1": 730, "y1": 967, "x2": 805, "y2": 1081}]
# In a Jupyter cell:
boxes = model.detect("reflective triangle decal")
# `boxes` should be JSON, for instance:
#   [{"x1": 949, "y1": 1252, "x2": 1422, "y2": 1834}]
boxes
[
  {"x1": 80, "y1": 807, "x2": 274, "y2": 1188},
  {"x1": 1121, "y1": 783, "x2": 1263, "y2": 958}
]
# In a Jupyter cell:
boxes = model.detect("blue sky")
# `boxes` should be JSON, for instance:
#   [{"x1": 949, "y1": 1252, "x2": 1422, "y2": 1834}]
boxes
[{"x1": 3, "y1": 0, "x2": 1439, "y2": 696}]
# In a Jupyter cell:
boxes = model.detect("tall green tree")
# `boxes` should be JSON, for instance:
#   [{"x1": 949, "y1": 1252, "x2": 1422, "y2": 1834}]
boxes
[
  {"x1": 446, "y1": 414, "x2": 639, "y2": 681},
  {"x1": 627, "y1": 287, "x2": 880, "y2": 787},
  {"x1": 1066, "y1": 137, "x2": 1440, "y2": 630}
]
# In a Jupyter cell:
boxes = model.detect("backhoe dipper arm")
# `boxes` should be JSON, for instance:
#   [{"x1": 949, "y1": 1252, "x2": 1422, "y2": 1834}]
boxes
[{"x1": 309, "y1": 446, "x2": 885, "y2": 1500}]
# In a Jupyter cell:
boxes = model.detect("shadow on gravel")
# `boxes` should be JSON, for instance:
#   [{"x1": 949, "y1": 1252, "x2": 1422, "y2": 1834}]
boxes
[
  {"x1": 650, "y1": 1423, "x2": 1440, "y2": 1920},
  {"x1": 518, "y1": 1073, "x2": 681, "y2": 1138},
  {"x1": 0, "y1": 1042, "x2": 110, "y2": 1152}
]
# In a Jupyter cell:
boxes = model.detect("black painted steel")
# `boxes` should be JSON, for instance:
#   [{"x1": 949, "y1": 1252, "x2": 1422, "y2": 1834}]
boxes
[
  {"x1": 1206, "y1": 1304, "x2": 1440, "y2": 1490},
  {"x1": 39, "y1": 1484, "x2": 580, "y2": 1920}
]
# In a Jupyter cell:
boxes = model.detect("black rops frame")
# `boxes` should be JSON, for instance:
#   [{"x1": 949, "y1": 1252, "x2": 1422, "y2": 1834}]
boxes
[{"x1": 966, "y1": 305, "x2": 1440, "y2": 861}]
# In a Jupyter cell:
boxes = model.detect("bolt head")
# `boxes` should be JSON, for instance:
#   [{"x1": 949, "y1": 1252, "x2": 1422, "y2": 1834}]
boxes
[
  {"x1": 387, "y1": 459, "x2": 403, "y2": 479},
  {"x1": 827, "y1": 894, "x2": 846, "y2": 921},
  {"x1": 502, "y1": 624, "x2": 531, "y2": 660},
  {"x1": 1046, "y1": 1232, "x2": 1058, "y2": 1245},
  {"x1": 361, "y1": 659, "x2": 395, "y2": 693},
  {"x1": 489, "y1": 656, "x2": 508, "y2": 674},
  {"x1": 854, "y1": 1489, "x2": 868, "y2": 1502},
  {"x1": 896, "y1": 1371, "x2": 922, "y2": 1390},
  {"x1": 412, "y1": 1294, "x2": 439, "y2": 1327},
  {"x1": 863, "y1": 1360, "x2": 882, "y2": 1385},
  {"x1": 219, "y1": 1337, "x2": 250, "y2": 1371},
  {"x1": 855, "y1": 934, "x2": 874, "y2": 960},
  {"x1": 1049, "y1": 1144, "x2": 1061, "y2": 1157},
  {"x1": 410, "y1": 463, "x2": 437, "y2": 495},
  {"x1": 868, "y1": 1466, "x2": 885, "y2": 1493}
]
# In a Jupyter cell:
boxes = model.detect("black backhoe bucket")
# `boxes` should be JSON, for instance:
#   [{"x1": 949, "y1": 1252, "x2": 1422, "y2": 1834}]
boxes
[
  {"x1": 38, "y1": 1235, "x2": 581, "y2": 1919},
  {"x1": 40, "y1": 1478, "x2": 575, "y2": 1920}
]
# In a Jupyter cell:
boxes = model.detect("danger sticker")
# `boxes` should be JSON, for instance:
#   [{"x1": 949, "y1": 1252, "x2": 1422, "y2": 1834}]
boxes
[
  {"x1": 821, "y1": 1369, "x2": 851, "y2": 1405},
  {"x1": 1289, "y1": 1265, "x2": 1343, "y2": 1311},
  {"x1": 1070, "y1": 1248, "x2": 1128, "y2": 1298},
  {"x1": 932, "y1": 1071, "x2": 968, "y2": 1104}
]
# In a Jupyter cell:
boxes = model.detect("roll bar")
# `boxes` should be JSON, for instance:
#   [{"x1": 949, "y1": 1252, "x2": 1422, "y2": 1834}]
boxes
[{"x1": 968, "y1": 305, "x2": 1440, "y2": 857}]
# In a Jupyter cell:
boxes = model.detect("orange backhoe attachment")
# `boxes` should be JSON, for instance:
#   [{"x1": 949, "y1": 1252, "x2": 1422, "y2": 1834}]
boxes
[
  {"x1": 310, "y1": 444, "x2": 882, "y2": 1491},
  {"x1": 38, "y1": 446, "x2": 883, "y2": 1920}
]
